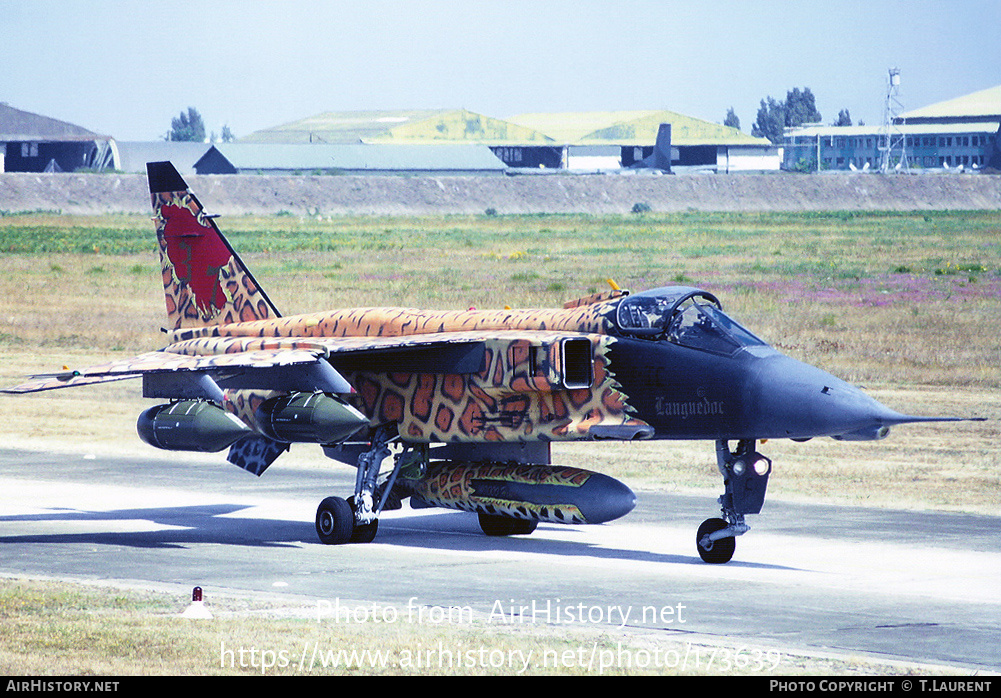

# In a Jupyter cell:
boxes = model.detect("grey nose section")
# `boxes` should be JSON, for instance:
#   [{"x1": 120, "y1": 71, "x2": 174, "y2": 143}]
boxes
[{"x1": 746, "y1": 355, "x2": 966, "y2": 441}]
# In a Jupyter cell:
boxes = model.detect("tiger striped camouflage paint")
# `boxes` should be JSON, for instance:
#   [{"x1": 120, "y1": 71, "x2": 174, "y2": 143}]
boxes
[
  {"x1": 11, "y1": 165, "x2": 649, "y2": 447},
  {"x1": 153, "y1": 188, "x2": 275, "y2": 330}
]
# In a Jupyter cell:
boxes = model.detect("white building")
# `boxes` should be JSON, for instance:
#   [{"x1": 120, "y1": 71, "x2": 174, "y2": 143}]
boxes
[{"x1": 784, "y1": 85, "x2": 1001, "y2": 172}]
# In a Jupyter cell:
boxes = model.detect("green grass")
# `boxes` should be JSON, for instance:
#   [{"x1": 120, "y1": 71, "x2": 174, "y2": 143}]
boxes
[{"x1": 2, "y1": 209, "x2": 997, "y2": 258}]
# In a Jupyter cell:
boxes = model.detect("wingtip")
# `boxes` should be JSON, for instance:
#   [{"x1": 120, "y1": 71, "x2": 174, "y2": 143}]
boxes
[{"x1": 146, "y1": 161, "x2": 188, "y2": 194}]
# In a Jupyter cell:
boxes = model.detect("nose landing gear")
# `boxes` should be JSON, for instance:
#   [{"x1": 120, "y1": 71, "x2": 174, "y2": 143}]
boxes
[{"x1": 697, "y1": 439, "x2": 771, "y2": 564}]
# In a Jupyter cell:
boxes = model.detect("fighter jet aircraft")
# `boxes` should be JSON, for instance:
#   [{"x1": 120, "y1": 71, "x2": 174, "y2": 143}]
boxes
[{"x1": 2, "y1": 161, "x2": 975, "y2": 563}]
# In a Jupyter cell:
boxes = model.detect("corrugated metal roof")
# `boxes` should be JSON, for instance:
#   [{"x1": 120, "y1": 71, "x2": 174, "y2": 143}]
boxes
[
  {"x1": 0, "y1": 103, "x2": 108, "y2": 141},
  {"x1": 507, "y1": 110, "x2": 768, "y2": 146},
  {"x1": 786, "y1": 121, "x2": 1000, "y2": 138},
  {"x1": 901, "y1": 85, "x2": 1001, "y2": 121},
  {"x1": 199, "y1": 143, "x2": 507, "y2": 172},
  {"x1": 115, "y1": 142, "x2": 211, "y2": 174}
]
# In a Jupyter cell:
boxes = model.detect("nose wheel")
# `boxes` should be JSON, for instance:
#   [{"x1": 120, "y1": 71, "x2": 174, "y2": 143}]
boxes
[
  {"x1": 697, "y1": 439, "x2": 771, "y2": 563},
  {"x1": 696, "y1": 517, "x2": 736, "y2": 564}
]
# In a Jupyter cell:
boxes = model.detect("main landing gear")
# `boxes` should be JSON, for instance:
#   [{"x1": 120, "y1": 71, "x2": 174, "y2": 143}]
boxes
[
  {"x1": 315, "y1": 427, "x2": 401, "y2": 545},
  {"x1": 696, "y1": 439, "x2": 771, "y2": 564}
]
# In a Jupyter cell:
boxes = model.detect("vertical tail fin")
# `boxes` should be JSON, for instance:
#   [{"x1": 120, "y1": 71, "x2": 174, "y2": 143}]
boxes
[{"x1": 146, "y1": 161, "x2": 280, "y2": 330}]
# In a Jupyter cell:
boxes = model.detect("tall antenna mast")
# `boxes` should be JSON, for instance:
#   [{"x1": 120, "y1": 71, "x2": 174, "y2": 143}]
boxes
[{"x1": 879, "y1": 67, "x2": 909, "y2": 173}]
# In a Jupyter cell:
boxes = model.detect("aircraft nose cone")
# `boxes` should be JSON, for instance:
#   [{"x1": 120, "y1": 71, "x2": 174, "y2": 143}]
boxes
[{"x1": 748, "y1": 355, "x2": 904, "y2": 440}]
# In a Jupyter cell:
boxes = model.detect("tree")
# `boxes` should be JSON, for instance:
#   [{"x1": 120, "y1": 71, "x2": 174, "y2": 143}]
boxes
[
  {"x1": 220, "y1": 124, "x2": 235, "y2": 143},
  {"x1": 751, "y1": 96, "x2": 786, "y2": 144},
  {"x1": 833, "y1": 109, "x2": 852, "y2": 127},
  {"x1": 168, "y1": 107, "x2": 206, "y2": 142},
  {"x1": 785, "y1": 87, "x2": 821, "y2": 129},
  {"x1": 751, "y1": 87, "x2": 823, "y2": 144},
  {"x1": 724, "y1": 107, "x2": 740, "y2": 130}
]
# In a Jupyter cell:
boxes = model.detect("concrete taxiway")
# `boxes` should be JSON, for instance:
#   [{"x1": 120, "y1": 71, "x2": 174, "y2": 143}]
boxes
[{"x1": 0, "y1": 445, "x2": 998, "y2": 672}]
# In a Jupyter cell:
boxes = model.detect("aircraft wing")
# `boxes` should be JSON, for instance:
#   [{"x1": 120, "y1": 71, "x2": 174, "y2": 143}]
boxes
[
  {"x1": 156, "y1": 329, "x2": 605, "y2": 394},
  {"x1": 2, "y1": 329, "x2": 647, "y2": 448},
  {"x1": 1, "y1": 329, "x2": 575, "y2": 397},
  {"x1": 1, "y1": 347, "x2": 334, "y2": 397}
]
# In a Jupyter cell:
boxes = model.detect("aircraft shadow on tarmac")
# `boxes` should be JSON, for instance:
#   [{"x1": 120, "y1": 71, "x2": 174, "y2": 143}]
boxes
[
  {"x1": 0, "y1": 504, "x2": 309, "y2": 549},
  {"x1": 0, "y1": 502, "x2": 795, "y2": 570}
]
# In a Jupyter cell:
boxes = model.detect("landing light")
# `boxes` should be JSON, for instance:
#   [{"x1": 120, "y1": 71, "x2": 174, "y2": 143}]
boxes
[
  {"x1": 731, "y1": 456, "x2": 770, "y2": 477},
  {"x1": 753, "y1": 457, "x2": 772, "y2": 476}
]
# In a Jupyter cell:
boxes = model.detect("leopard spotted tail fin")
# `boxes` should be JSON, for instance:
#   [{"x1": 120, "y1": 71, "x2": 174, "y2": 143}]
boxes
[{"x1": 146, "y1": 161, "x2": 280, "y2": 330}]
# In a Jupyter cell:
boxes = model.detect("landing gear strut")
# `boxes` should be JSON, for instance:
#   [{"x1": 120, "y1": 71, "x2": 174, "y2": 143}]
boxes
[
  {"x1": 697, "y1": 439, "x2": 771, "y2": 564},
  {"x1": 314, "y1": 427, "x2": 403, "y2": 545}
]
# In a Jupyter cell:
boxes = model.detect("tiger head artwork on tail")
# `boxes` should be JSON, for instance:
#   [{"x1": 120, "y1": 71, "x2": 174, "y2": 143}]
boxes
[{"x1": 148, "y1": 163, "x2": 279, "y2": 329}]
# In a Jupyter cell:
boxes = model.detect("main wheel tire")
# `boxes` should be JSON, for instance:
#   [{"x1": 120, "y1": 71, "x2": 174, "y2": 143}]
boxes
[
  {"x1": 346, "y1": 496, "x2": 379, "y2": 543},
  {"x1": 350, "y1": 520, "x2": 379, "y2": 543},
  {"x1": 315, "y1": 496, "x2": 354, "y2": 545},
  {"x1": 696, "y1": 517, "x2": 736, "y2": 564},
  {"x1": 478, "y1": 513, "x2": 538, "y2": 536}
]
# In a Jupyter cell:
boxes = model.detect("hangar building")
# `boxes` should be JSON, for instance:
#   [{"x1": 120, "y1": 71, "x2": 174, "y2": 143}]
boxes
[
  {"x1": 506, "y1": 110, "x2": 777, "y2": 172},
  {"x1": 240, "y1": 108, "x2": 778, "y2": 173},
  {"x1": 0, "y1": 104, "x2": 116, "y2": 173},
  {"x1": 783, "y1": 84, "x2": 1001, "y2": 172},
  {"x1": 114, "y1": 141, "x2": 211, "y2": 176},
  {"x1": 192, "y1": 142, "x2": 508, "y2": 175},
  {"x1": 240, "y1": 109, "x2": 563, "y2": 168}
]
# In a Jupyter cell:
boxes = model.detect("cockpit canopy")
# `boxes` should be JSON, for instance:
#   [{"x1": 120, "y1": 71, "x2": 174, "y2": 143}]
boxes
[{"x1": 614, "y1": 287, "x2": 766, "y2": 354}]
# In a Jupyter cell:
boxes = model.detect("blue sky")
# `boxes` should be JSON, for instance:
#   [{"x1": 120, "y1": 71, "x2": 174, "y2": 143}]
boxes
[{"x1": 3, "y1": 0, "x2": 999, "y2": 140}]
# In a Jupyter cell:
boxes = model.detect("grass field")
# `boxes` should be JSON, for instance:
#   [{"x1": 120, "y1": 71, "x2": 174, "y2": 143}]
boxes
[
  {"x1": 0, "y1": 209, "x2": 998, "y2": 675},
  {"x1": 2, "y1": 577, "x2": 971, "y2": 676}
]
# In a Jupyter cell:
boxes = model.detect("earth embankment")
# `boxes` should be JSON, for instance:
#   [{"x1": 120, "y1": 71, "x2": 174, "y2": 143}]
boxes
[{"x1": 2, "y1": 171, "x2": 1000, "y2": 215}]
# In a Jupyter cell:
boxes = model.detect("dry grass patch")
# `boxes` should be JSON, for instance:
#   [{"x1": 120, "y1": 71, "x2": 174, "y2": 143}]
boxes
[{"x1": 0, "y1": 578, "x2": 972, "y2": 676}]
